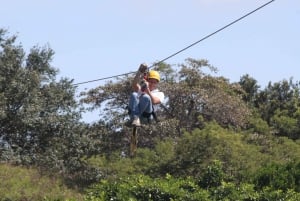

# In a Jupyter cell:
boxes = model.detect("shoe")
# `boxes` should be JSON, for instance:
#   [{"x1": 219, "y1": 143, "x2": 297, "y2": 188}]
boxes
[
  {"x1": 132, "y1": 117, "x2": 141, "y2": 127},
  {"x1": 125, "y1": 120, "x2": 133, "y2": 127}
]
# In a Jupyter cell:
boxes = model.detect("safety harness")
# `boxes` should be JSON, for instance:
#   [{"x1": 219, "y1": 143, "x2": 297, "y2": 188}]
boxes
[{"x1": 127, "y1": 104, "x2": 159, "y2": 124}]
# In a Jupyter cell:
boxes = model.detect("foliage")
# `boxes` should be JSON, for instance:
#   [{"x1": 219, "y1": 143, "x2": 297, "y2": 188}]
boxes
[
  {"x1": 84, "y1": 120, "x2": 300, "y2": 193},
  {"x1": 167, "y1": 122, "x2": 266, "y2": 182},
  {"x1": 2, "y1": 28, "x2": 300, "y2": 200},
  {"x1": 0, "y1": 163, "x2": 82, "y2": 201},
  {"x1": 85, "y1": 174, "x2": 210, "y2": 201},
  {"x1": 253, "y1": 162, "x2": 300, "y2": 192},
  {"x1": 239, "y1": 74, "x2": 260, "y2": 104},
  {"x1": 253, "y1": 78, "x2": 300, "y2": 139},
  {"x1": 271, "y1": 109, "x2": 300, "y2": 139},
  {"x1": 80, "y1": 58, "x2": 251, "y2": 156},
  {"x1": 0, "y1": 28, "x2": 102, "y2": 188},
  {"x1": 258, "y1": 187, "x2": 300, "y2": 201},
  {"x1": 198, "y1": 160, "x2": 225, "y2": 189},
  {"x1": 246, "y1": 112, "x2": 271, "y2": 134},
  {"x1": 162, "y1": 58, "x2": 251, "y2": 130},
  {"x1": 85, "y1": 174, "x2": 300, "y2": 201}
]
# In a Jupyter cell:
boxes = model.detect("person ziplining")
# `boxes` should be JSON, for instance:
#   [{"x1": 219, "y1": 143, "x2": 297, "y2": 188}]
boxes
[
  {"x1": 127, "y1": 64, "x2": 165, "y2": 127},
  {"x1": 126, "y1": 64, "x2": 165, "y2": 157}
]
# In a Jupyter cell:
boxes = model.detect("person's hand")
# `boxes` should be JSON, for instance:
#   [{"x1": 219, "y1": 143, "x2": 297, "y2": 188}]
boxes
[
  {"x1": 141, "y1": 79, "x2": 149, "y2": 91},
  {"x1": 138, "y1": 63, "x2": 148, "y2": 73}
]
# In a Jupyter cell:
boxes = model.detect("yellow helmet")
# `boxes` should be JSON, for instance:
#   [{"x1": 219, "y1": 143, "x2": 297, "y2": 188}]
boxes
[{"x1": 148, "y1": 70, "x2": 160, "y2": 82}]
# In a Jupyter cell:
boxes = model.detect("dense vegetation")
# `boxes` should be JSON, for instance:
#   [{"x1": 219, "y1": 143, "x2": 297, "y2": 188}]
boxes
[{"x1": 1, "y1": 28, "x2": 300, "y2": 200}]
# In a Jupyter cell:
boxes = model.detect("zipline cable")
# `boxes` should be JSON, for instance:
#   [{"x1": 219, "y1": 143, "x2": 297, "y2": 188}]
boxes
[{"x1": 74, "y1": 0, "x2": 275, "y2": 86}]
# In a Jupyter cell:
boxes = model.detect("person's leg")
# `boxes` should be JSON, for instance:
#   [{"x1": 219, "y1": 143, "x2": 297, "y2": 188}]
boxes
[
  {"x1": 128, "y1": 92, "x2": 140, "y2": 119},
  {"x1": 128, "y1": 92, "x2": 141, "y2": 126},
  {"x1": 139, "y1": 94, "x2": 153, "y2": 114}
]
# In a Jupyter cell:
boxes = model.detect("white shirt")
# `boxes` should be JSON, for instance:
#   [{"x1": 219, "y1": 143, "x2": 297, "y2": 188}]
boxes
[{"x1": 150, "y1": 88, "x2": 165, "y2": 103}]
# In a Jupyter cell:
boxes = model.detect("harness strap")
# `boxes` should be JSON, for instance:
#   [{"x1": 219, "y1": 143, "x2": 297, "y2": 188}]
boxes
[
  {"x1": 127, "y1": 105, "x2": 159, "y2": 123},
  {"x1": 142, "y1": 105, "x2": 159, "y2": 123},
  {"x1": 151, "y1": 105, "x2": 159, "y2": 123}
]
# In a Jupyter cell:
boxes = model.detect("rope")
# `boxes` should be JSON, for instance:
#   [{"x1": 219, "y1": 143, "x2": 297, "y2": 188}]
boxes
[{"x1": 74, "y1": 0, "x2": 275, "y2": 86}]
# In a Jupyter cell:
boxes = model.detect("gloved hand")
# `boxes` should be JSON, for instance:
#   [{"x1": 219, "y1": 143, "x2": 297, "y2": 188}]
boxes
[
  {"x1": 138, "y1": 63, "x2": 148, "y2": 73},
  {"x1": 140, "y1": 79, "x2": 148, "y2": 91}
]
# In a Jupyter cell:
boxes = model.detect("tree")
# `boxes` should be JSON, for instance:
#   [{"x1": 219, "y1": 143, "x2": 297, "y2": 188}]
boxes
[
  {"x1": 0, "y1": 29, "x2": 76, "y2": 161},
  {"x1": 254, "y1": 79, "x2": 300, "y2": 139},
  {"x1": 198, "y1": 160, "x2": 225, "y2": 189},
  {"x1": 165, "y1": 58, "x2": 250, "y2": 130},
  {"x1": 239, "y1": 74, "x2": 260, "y2": 104},
  {"x1": 253, "y1": 162, "x2": 300, "y2": 192},
  {"x1": 0, "y1": 29, "x2": 102, "y2": 187}
]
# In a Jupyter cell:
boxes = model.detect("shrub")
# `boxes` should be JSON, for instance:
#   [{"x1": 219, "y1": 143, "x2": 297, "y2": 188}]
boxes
[
  {"x1": 253, "y1": 162, "x2": 300, "y2": 192},
  {"x1": 85, "y1": 174, "x2": 210, "y2": 201},
  {"x1": 0, "y1": 164, "x2": 82, "y2": 201}
]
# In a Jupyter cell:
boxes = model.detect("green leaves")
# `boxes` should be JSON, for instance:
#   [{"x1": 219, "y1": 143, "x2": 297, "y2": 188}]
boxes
[
  {"x1": 245, "y1": 77, "x2": 300, "y2": 139},
  {"x1": 0, "y1": 29, "x2": 104, "y2": 187},
  {"x1": 253, "y1": 162, "x2": 300, "y2": 192},
  {"x1": 85, "y1": 174, "x2": 210, "y2": 201}
]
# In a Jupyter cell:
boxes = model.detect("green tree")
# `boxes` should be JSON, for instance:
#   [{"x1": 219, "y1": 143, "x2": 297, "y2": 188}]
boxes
[
  {"x1": 198, "y1": 160, "x2": 225, "y2": 189},
  {"x1": 0, "y1": 29, "x2": 102, "y2": 187},
  {"x1": 166, "y1": 58, "x2": 250, "y2": 130},
  {"x1": 253, "y1": 162, "x2": 300, "y2": 192},
  {"x1": 85, "y1": 174, "x2": 210, "y2": 201},
  {"x1": 254, "y1": 79, "x2": 300, "y2": 139},
  {"x1": 238, "y1": 74, "x2": 260, "y2": 104}
]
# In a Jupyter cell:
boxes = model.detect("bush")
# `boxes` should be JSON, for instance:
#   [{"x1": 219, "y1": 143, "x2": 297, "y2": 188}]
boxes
[
  {"x1": 253, "y1": 162, "x2": 300, "y2": 192},
  {"x1": 198, "y1": 160, "x2": 225, "y2": 189},
  {"x1": 0, "y1": 164, "x2": 82, "y2": 201},
  {"x1": 85, "y1": 174, "x2": 210, "y2": 201}
]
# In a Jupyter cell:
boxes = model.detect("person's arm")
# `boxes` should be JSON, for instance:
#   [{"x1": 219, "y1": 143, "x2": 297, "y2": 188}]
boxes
[
  {"x1": 145, "y1": 88, "x2": 161, "y2": 104},
  {"x1": 132, "y1": 71, "x2": 142, "y2": 92},
  {"x1": 132, "y1": 64, "x2": 148, "y2": 92}
]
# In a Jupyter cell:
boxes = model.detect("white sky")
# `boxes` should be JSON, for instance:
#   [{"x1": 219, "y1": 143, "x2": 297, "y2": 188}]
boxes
[{"x1": 1, "y1": 0, "x2": 299, "y2": 122}]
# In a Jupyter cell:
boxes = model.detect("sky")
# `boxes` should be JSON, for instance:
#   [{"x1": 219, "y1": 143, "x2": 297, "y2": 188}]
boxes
[{"x1": 1, "y1": 0, "x2": 299, "y2": 122}]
